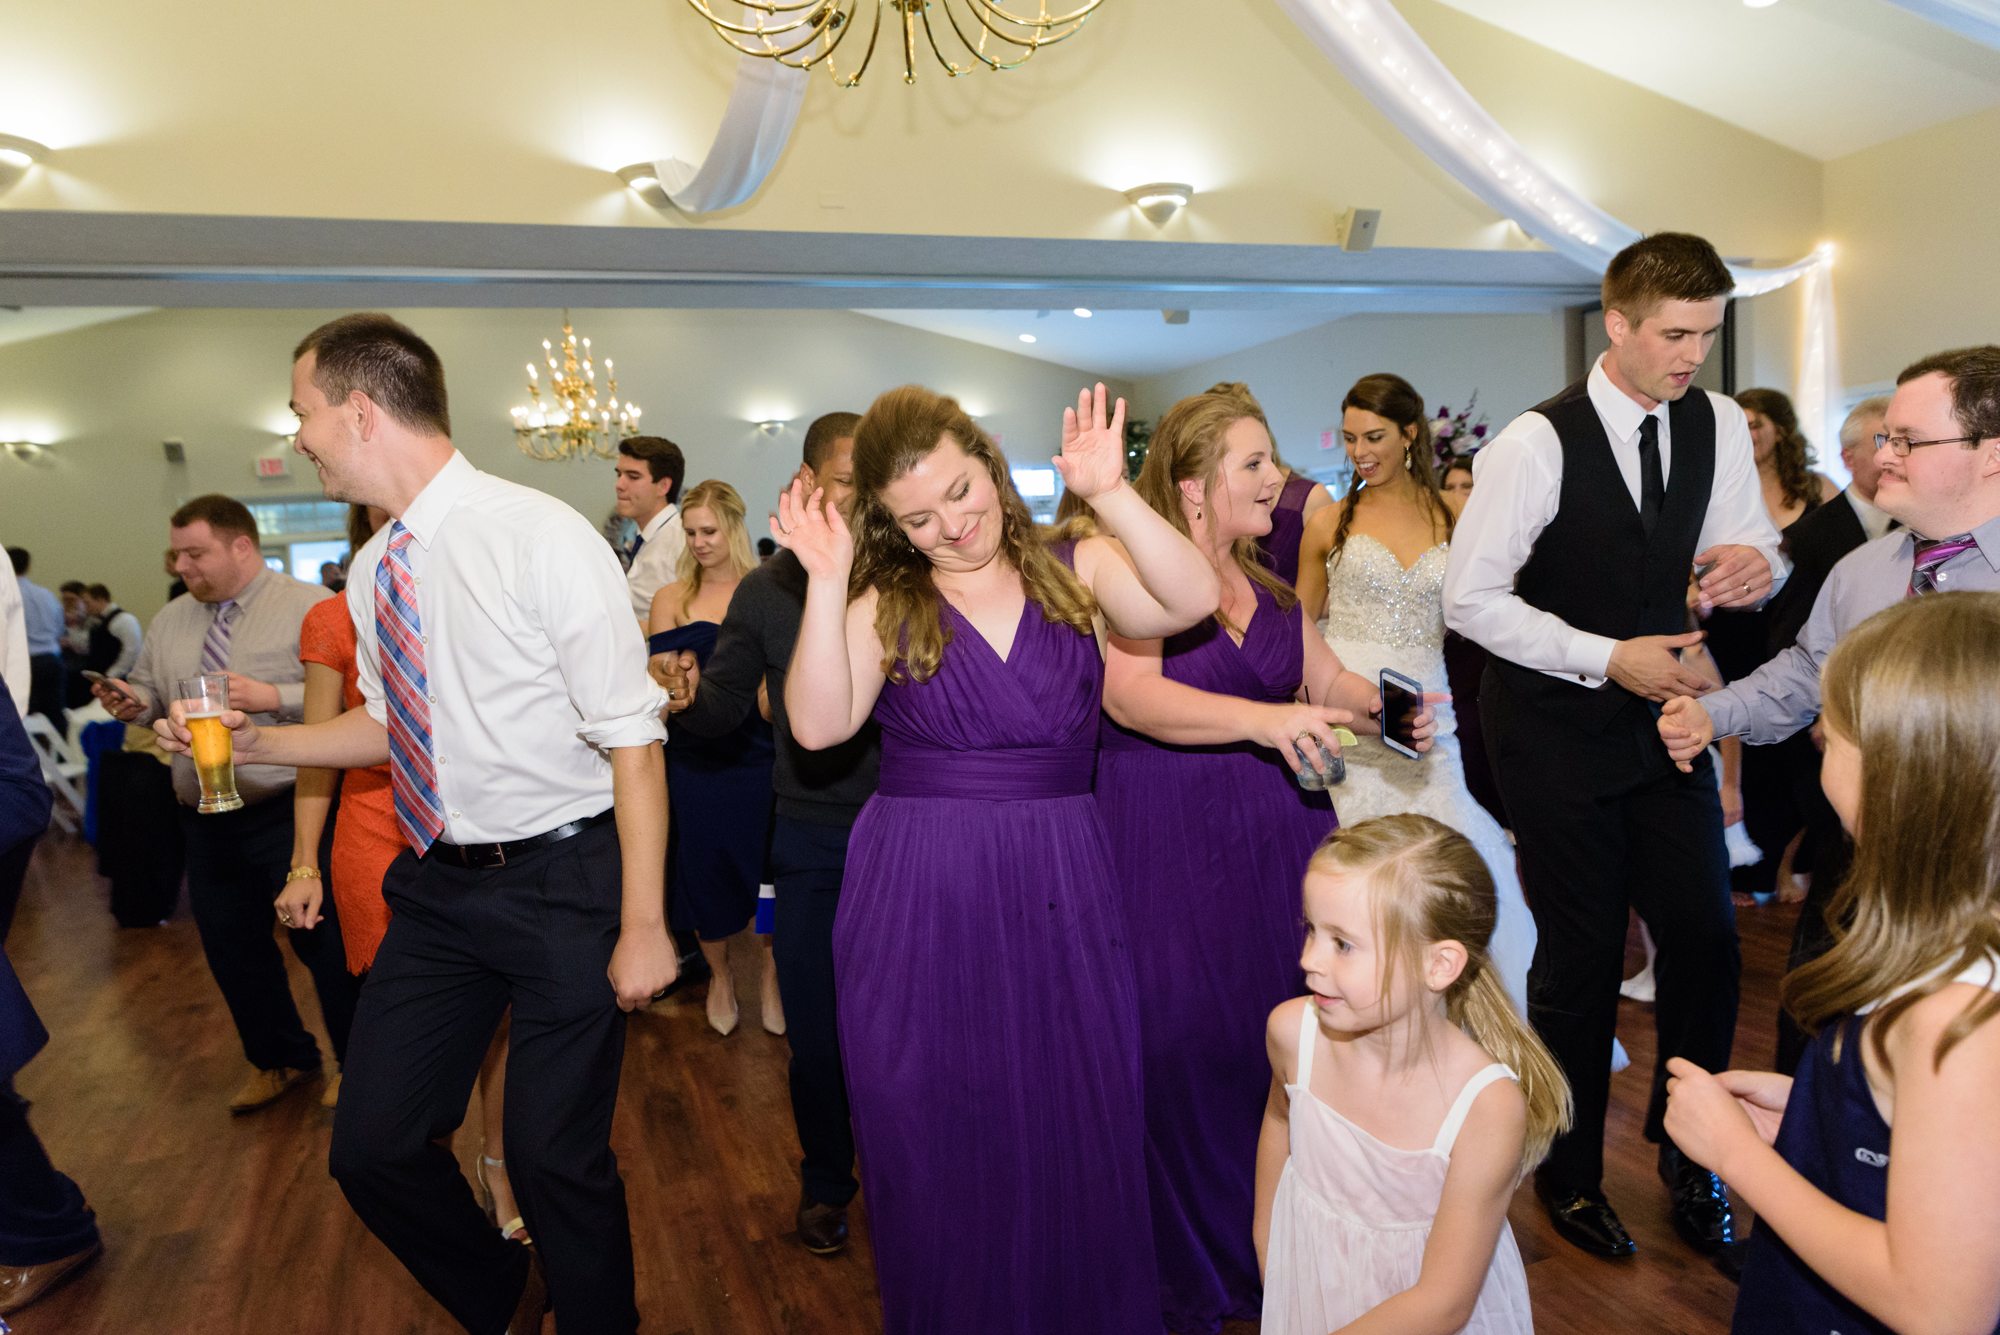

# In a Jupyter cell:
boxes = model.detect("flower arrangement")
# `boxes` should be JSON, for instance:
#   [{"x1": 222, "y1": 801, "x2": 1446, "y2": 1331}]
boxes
[{"x1": 1432, "y1": 393, "x2": 1491, "y2": 471}]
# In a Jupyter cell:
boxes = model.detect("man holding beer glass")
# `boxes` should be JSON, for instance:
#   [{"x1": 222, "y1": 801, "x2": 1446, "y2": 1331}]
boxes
[{"x1": 93, "y1": 495, "x2": 360, "y2": 1114}]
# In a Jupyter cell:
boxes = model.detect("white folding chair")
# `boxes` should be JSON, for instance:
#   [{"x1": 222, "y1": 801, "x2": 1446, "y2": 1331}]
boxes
[{"x1": 23, "y1": 713, "x2": 88, "y2": 833}]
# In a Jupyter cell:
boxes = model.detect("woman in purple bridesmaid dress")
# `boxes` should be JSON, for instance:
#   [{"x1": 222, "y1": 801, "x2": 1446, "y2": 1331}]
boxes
[
  {"x1": 777, "y1": 383, "x2": 1221, "y2": 1335},
  {"x1": 1096, "y1": 386, "x2": 1430, "y2": 1333}
]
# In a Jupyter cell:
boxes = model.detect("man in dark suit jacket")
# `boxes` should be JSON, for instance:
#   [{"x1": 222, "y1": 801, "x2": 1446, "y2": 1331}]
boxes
[
  {"x1": 0, "y1": 691, "x2": 102, "y2": 1316},
  {"x1": 1766, "y1": 396, "x2": 1895, "y2": 655},
  {"x1": 1759, "y1": 395, "x2": 1893, "y2": 1073}
]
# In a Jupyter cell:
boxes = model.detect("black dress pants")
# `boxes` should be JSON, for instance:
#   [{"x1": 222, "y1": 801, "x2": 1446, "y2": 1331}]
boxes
[
  {"x1": 1774, "y1": 795, "x2": 1853, "y2": 1075},
  {"x1": 180, "y1": 796, "x2": 358, "y2": 1072},
  {"x1": 1730, "y1": 729, "x2": 1823, "y2": 900},
  {"x1": 1482, "y1": 669, "x2": 1740, "y2": 1196},
  {"x1": 96, "y1": 750, "x2": 185, "y2": 928},
  {"x1": 329, "y1": 822, "x2": 638, "y2": 1335},
  {"x1": 25, "y1": 655, "x2": 65, "y2": 737},
  {"x1": 769, "y1": 815, "x2": 858, "y2": 1209}
]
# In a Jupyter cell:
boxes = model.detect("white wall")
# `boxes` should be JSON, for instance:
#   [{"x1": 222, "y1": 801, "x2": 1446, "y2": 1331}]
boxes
[
  {"x1": 0, "y1": 307, "x2": 1132, "y2": 623},
  {"x1": 1130, "y1": 312, "x2": 1569, "y2": 486}
]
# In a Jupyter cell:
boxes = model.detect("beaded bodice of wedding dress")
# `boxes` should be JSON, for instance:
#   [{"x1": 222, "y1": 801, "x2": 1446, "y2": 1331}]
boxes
[{"x1": 1320, "y1": 534, "x2": 1536, "y2": 1009}]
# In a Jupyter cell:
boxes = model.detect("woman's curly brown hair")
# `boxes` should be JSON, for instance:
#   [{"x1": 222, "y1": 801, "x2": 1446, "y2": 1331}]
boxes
[
  {"x1": 849, "y1": 386, "x2": 1098, "y2": 684},
  {"x1": 1736, "y1": 387, "x2": 1820, "y2": 513}
]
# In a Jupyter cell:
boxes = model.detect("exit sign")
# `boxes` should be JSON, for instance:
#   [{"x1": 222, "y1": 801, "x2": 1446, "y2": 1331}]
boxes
[{"x1": 255, "y1": 456, "x2": 289, "y2": 478}]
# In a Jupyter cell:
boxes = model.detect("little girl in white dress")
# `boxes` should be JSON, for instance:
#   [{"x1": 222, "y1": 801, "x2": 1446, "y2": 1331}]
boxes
[{"x1": 1255, "y1": 814, "x2": 1572, "y2": 1334}]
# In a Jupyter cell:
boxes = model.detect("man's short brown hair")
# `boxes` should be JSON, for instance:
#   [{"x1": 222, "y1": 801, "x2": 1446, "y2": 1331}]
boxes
[
  {"x1": 86, "y1": 583, "x2": 112, "y2": 602},
  {"x1": 803, "y1": 411, "x2": 862, "y2": 471},
  {"x1": 618, "y1": 436, "x2": 685, "y2": 504},
  {"x1": 1602, "y1": 233, "x2": 1734, "y2": 326},
  {"x1": 293, "y1": 313, "x2": 451, "y2": 437},
  {"x1": 1896, "y1": 346, "x2": 2000, "y2": 443},
  {"x1": 170, "y1": 494, "x2": 260, "y2": 548}
]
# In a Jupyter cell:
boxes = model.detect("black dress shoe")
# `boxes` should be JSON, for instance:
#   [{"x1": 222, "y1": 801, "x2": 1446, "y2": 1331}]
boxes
[
  {"x1": 797, "y1": 1189, "x2": 849, "y2": 1256},
  {"x1": 1660, "y1": 1143, "x2": 1735, "y2": 1254},
  {"x1": 1534, "y1": 1175, "x2": 1636, "y2": 1258}
]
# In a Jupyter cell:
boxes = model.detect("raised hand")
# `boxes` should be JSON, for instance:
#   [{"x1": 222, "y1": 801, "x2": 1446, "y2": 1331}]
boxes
[
  {"x1": 771, "y1": 477, "x2": 853, "y2": 583},
  {"x1": 1056, "y1": 383, "x2": 1129, "y2": 502}
]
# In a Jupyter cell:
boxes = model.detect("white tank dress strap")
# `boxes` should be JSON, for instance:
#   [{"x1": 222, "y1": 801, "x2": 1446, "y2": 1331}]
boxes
[
  {"x1": 1293, "y1": 998, "x2": 1319, "y2": 1088},
  {"x1": 1432, "y1": 1064, "x2": 1517, "y2": 1156}
]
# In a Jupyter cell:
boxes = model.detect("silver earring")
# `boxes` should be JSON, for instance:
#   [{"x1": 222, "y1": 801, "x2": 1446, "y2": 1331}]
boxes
[{"x1": 1403, "y1": 450, "x2": 1414, "y2": 473}]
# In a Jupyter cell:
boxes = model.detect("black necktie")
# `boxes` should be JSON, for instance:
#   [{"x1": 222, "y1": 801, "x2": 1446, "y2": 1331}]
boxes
[{"x1": 1637, "y1": 414, "x2": 1665, "y2": 537}]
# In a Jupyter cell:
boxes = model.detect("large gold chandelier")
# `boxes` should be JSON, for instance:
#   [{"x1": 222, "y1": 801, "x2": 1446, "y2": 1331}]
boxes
[
  {"x1": 684, "y1": 0, "x2": 1107, "y2": 86},
  {"x1": 510, "y1": 315, "x2": 643, "y2": 462}
]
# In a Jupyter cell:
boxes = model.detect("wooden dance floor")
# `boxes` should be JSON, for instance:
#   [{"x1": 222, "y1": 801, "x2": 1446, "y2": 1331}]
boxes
[{"x1": 9, "y1": 828, "x2": 1790, "y2": 1334}]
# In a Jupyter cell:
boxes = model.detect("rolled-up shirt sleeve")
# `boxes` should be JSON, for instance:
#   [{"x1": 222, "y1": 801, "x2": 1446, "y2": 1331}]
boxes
[
  {"x1": 532, "y1": 517, "x2": 669, "y2": 751},
  {"x1": 1442, "y1": 418, "x2": 1620, "y2": 683}
]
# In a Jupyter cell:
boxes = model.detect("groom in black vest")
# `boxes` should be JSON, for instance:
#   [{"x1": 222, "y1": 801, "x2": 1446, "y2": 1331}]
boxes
[{"x1": 1444, "y1": 233, "x2": 1784, "y2": 1259}]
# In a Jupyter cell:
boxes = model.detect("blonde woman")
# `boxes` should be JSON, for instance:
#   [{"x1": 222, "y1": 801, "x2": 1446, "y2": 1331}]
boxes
[{"x1": 647, "y1": 481, "x2": 781, "y2": 1036}]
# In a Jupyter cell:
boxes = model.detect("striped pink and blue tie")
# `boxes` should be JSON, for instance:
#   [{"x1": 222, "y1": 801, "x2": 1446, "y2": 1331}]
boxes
[
  {"x1": 1909, "y1": 534, "x2": 1977, "y2": 597},
  {"x1": 375, "y1": 522, "x2": 447, "y2": 853}
]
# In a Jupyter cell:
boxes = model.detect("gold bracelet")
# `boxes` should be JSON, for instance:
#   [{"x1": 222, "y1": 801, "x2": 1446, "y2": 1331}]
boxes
[{"x1": 285, "y1": 867, "x2": 322, "y2": 883}]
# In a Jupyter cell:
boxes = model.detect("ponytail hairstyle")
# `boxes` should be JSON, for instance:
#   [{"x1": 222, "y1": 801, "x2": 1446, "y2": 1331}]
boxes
[
  {"x1": 1135, "y1": 385, "x2": 1297, "y2": 631},
  {"x1": 850, "y1": 385, "x2": 1097, "y2": 684},
  {"x1": 1329, "y1": 374, "x2": 1454, "y2": 569},
  {"x1": 671, "y1": 480, "x2": 758, "y2": 620},
  {"x1": 1735, "y1": 387, "x2": 1820, "y2": 513},
  {"x1": 1783, "y1": 592, "x2": 2000, "y2": 1071},
  {"x1": 1309, "y1": 814, "x2": 1572, "y2": 1178}
]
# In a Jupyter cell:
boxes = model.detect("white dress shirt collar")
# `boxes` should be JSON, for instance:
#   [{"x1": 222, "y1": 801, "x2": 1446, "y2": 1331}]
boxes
[
  {"x1": 1586, "y1": 354, "x2": 1668, "y2": 445},
  {"x1": 397, "y1": 450, "x2": 477, "y2": 552},
  {"x1": 1843, "y1": 487, "x2": 1895, "y2": 543},
  {"x1": 638, "y1": 501, "x2": 679, "y2": 546}
]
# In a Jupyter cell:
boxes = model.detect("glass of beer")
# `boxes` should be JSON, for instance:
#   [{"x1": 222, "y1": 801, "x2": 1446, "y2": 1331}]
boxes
[{"x1": 177, "y1": 673, "x2": 245, "y2": 813}]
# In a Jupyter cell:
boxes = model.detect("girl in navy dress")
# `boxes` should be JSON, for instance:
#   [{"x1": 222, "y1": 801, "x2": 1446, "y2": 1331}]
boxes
[{"x1": 1665, "y1": 592, "x2": 2000, "y2": 1335}]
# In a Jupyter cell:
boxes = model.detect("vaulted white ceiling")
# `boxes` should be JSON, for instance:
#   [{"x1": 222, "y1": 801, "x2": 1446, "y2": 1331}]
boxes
[{"x1": 1432, "y1": 0, "x2": 2000, "y2": 159}]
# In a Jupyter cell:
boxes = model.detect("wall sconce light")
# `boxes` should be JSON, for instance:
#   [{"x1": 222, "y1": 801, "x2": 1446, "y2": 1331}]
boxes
[
  {"x1": 3, "y1": 441, "x2": 49, "y2": 462},
  {"x1": 617, "y1": 162, "x2": 672, "y2": 210},
  {"x1": 756, "y1": 420, "x2": 789, "y2": 436},
  {"x1": 1124, "y1": 182, "x2": 1192, "y2": 227},
  {"x1": 0, "y1": 134, "x2": 49, "y2": 198}
]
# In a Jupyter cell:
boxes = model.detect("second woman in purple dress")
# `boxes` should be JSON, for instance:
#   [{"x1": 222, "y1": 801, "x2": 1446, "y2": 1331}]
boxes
[
  {"x1": 778, "y1": 384, "x2": 1220, "y2": 1335},
  {"x1": 1097, "y1": 385, "x2": 1425, "y2": 1333}
]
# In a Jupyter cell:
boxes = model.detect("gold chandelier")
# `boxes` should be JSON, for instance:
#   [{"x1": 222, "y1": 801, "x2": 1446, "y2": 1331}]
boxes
[
  {"x1": 683, "y1": 0, "x2": 1107, "y2": 86},
  {"x1": 510, "y1": 315, "x2": 643, "y2": 462}
]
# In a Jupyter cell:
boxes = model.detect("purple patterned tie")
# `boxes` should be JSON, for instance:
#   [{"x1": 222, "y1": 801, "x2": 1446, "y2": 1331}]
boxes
[
  {"x1": 375, "y1": 523, "x2": 447, "y2": 853},
  {"x1": 198, "y1": 600, "x2": 238, "y2": 673},
  {"x1": 1909, "y1": 534, "x2": 1977, "y2": 597}
]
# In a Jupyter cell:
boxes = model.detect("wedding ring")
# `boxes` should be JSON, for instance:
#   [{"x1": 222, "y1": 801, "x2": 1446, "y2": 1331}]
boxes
[
  {"x1": 278, "y1": 911, "x2": 293, "y2": 925},
  {"x1": 1742, "y1": 582, "x2": 1750, "y2": 593}
]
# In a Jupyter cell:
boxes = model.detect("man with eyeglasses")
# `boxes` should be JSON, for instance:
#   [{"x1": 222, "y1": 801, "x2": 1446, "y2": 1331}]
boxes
[{"x1": 1660, "y1": 343, "x2": 2000, "y2": 1059}]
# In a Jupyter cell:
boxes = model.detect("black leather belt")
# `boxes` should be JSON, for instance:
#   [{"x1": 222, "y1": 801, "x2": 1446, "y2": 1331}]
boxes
[{"x1": 425, "y1": 808, "x2": 615, "y2": 870}]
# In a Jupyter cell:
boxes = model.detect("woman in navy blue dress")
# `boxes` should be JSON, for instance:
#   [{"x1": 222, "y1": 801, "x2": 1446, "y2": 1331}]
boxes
[{"x1": 647, "y1": 481, "x2": 780, "y2": 1037}]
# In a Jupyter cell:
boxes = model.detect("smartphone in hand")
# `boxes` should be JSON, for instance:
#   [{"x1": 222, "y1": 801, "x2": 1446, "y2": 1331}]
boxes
[
  {"x1": 1378, "y1": 668, "x2": 1426, "y2": 760},
  {"x1": 82, "y1": 669, "x2": 140, "y2": 704}
]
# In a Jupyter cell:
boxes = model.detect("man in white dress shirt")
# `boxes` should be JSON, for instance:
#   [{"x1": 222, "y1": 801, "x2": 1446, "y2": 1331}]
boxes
[
  {"x1": 1443, "y1": 233, "x2": 1783, "y2": 1263},
  {"x1": 615, "y1": 436, "x2": 685, "y2": 629},
  {"x1": 157, "y1": 314, "x2": 673, "y2": 1335}
]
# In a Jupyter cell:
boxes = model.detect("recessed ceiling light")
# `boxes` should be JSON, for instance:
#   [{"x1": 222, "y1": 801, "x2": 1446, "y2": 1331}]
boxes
[
  {"x1": 1123, "y1": 182, "x2": 1194, "y2": 226},
  {"x1": 0, "y1": 133, "x2": 50, "y2": 198},
  {"x1": 1073, "y1": 308, "x2": 1093, "y2": 318},
  {"x1": 1019, "y1": 334, "x2": 1037, "y2": 343}
]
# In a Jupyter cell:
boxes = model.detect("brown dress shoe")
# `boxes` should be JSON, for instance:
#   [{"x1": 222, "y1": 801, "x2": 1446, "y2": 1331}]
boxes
[
  {"x1": 506, "y1": 1248, "x2": 549, "y2": 1335},
  {"x1": 227, "y1": 1066, "x2": 319, "y2": 1114},
  {"x1": 0, "y1": 1239, "x2": 102, "y2": 1314},
  {"x1": 797, "y1": 1190, "x2": 848, "y2": 1256}
]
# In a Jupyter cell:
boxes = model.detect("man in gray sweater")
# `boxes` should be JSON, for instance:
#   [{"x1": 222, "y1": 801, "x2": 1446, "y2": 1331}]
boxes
[{"x1": 665, "y1": 412, "x2": 878, "y2": 1256}]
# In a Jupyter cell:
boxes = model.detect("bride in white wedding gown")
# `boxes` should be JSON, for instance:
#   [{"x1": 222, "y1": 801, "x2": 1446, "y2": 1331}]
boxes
[{"x1": 1297, "y1": 374, "x2": 1537, "y2": 1011}]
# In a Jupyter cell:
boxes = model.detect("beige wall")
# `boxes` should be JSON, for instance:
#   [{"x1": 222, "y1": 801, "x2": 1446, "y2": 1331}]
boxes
[
  {"x1": 0, "y1": 307, "x2": 1132, "y2": 625},
  {"x1": 1130, "y1": 310, "x2": 1568, "y2": 483},
  {"x1": 1825, "y1": 102, "x2": 2000, "y2": 390},
  {"x1": 2, "y1": 0, "x2": 1822, "y2": 258}
]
